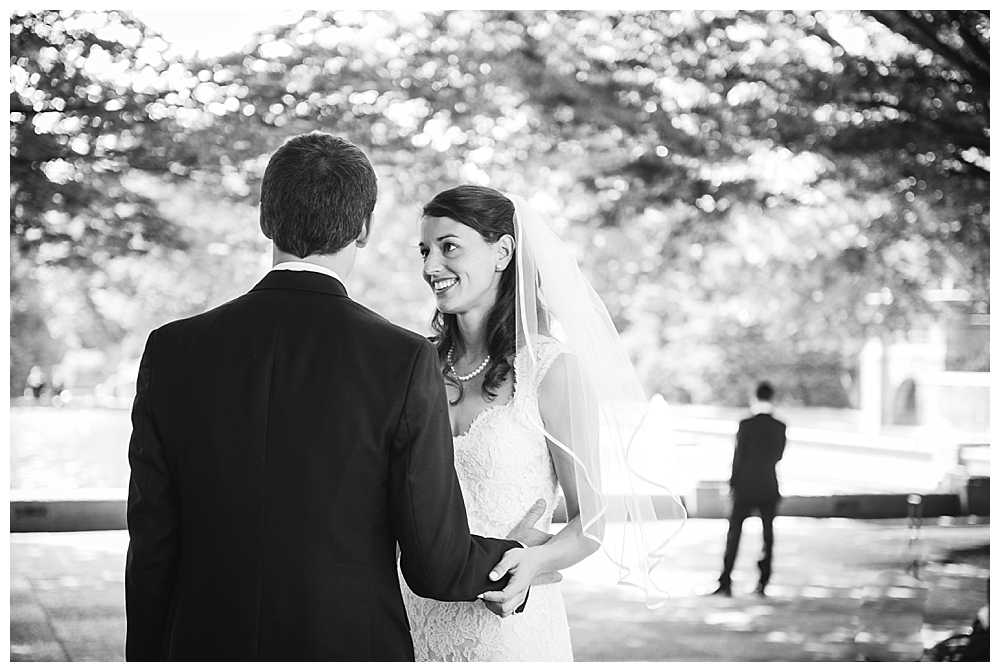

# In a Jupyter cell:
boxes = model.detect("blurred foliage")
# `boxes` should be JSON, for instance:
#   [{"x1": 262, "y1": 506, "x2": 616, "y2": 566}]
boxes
[
  {"x1": 10, "y1": 11, "x2": 191, "y2": 266},
  {"x1": 9, "y1": 10, "x2": 989, "y2": 405},
  {"x1": 10, "y1": 10, "x2": 192, "y2": 391}
]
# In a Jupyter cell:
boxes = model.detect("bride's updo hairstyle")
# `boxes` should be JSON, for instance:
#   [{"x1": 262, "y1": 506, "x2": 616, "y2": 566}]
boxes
[{"x1": 423, "y1": 185, "x2": 516, "y2": 403}]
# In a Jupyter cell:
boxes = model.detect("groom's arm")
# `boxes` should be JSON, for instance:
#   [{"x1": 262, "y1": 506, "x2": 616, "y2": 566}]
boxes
[
  {"x1": 125, "y1": 331, "x2": 182, "y2": 661},
  {"x1": 729, "y1": 421, "x2": 748, "y2": 490},
  {"x1": 389, "y1": 340, "x2": 518, "y2": 602}
]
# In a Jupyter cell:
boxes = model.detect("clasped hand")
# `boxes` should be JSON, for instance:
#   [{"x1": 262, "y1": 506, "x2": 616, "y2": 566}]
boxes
[{"x1": 478, "y1": 499, "x2": 560, "y2": 618}]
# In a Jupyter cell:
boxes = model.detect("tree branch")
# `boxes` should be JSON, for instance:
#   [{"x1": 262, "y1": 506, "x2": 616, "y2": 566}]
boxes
[
  {"x1": 950, "y1": 10, "x2": 991, "y2": 76},
  {"x1": 859, "y1": 96, "x2": 989, "y2": 153},
  {"x1": 10, "y1": 151, "x2": 72, "y2": 165},
  {"x1": 866, "y1": 11, "x2": 990, "y2": 90},
  {"x1": 9, "y1": 96, "x2": 163, "y2": 119}
]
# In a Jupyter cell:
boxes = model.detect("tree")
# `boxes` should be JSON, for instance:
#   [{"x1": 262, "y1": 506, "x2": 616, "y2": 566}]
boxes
[
  {"x1": 10, "y1": 10, "x2": 193, "y2": 268},
  {"x1": 762, "y1": 10, "x2": 988, "y2": 302},
  {"x1": 463, "y1": 11, "x2": 988, "y2": 308},
  {"x1": 10, "y1": 10, "x2": 225, "y2": 391},
  {"x1": 10, "y1": 10, "x2": 988, "y2": 403}
]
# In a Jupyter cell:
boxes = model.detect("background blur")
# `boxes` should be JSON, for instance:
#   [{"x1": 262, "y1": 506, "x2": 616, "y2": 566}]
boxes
[{"x1": 9, "y1": 9, "x2": 989, "y2": 497}]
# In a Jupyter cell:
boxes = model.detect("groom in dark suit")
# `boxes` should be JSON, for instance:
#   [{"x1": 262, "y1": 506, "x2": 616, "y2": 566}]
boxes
[
  {"x1": 125, "y1": 132, "x2": 534, "y2": 661},
  {"x1": 712, "y1": 381, "x2": 787, "y2": 597}
]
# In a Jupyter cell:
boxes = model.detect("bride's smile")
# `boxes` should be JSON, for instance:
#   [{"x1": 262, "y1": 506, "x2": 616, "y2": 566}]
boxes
[{"x1": 431, "y1": 277, "x2": 457, "y2": 293}]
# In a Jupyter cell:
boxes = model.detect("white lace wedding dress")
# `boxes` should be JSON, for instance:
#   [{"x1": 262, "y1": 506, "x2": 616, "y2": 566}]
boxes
[{"x1": 399, "y1": 338, "x2": 574, "y2": 661}]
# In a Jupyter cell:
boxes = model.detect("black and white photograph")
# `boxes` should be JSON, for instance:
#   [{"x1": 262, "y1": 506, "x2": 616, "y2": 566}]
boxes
[{"x1": 8, "y1": 9, "x2": 990, "y2": 663}]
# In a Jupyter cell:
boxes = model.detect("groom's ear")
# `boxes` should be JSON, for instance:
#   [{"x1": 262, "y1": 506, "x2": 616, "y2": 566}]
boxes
[
  {"x1": 355, "y1": 213, "x2": 374, "y2": 249},
  {"x1": 259, "y1": 211, "x2": 273, "y2": 240},
  {"x1": 495, "y1": 233, "x2": 515, "y2": 271}
]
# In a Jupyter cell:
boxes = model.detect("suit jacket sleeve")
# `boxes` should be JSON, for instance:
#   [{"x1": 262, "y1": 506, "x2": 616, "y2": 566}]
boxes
[
  {"x1": 729, "y1": 420, "x2": 747, "y2": 488},
  {"x1": 390, "y1": 340, "x2": 518, "y2": 601},
  {"x1": 125, "y1": 331, "x2": 182, "y2": 661}
]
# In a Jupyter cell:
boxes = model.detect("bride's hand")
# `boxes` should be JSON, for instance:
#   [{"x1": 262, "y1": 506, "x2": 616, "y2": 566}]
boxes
[
  {"x1": 507, "y1": 498, "x2": 553, "y2": 548},
  {"x1": 532, "y1": 571, "x2": 563, "y2": 586},
  {"x1": 479, "y1": 547, "x2": 546, "y2": 618}
]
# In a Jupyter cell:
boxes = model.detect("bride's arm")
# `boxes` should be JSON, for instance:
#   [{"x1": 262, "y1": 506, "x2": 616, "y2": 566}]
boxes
[
  {"x1": 480, "y1": 353, "x2": 602, "y2": 615},
  {"x1": 531, "y1": 352, "x2": 603, "y2": 571},
  {"x1": 494, "y1": 354, "x2": 602, "y2": 569}
]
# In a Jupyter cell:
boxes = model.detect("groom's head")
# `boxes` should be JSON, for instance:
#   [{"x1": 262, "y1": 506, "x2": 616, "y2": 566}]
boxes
[{"x1": 259, "y1": 132, "x2": 377, "y2": 258}]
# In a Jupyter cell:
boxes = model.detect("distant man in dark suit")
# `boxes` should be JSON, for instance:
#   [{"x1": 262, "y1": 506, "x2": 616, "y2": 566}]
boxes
[
  {"x1": 712, "y1": 381, "x2": 787, "y2": 597},
  {"x1": 125, "y1": 132, "x2": 540, "y2": 661}
]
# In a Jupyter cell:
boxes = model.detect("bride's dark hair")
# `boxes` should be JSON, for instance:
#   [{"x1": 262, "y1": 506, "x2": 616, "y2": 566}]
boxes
[{"x1": 423, "y1": 185, "x2": 516, "y2": 404}]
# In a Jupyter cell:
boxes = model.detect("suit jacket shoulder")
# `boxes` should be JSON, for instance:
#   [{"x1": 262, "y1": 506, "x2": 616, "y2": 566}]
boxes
[
  {"x1": 154, "y1": 272, "x2": 432, "y2": 358},
  {"x1": 760, "y1": 414, "x2": 787, "y2": 432},
  {"x1": 743, "y1": 413, "x2": 785, "y2": 428}
]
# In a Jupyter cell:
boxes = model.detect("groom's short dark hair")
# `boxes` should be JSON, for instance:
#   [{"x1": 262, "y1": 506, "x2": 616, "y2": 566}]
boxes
[{"x1": 259, "y1": 132, "x2": 377, "y2": 257}]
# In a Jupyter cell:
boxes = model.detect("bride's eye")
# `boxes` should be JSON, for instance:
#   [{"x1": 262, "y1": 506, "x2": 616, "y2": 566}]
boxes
[{"x1": 443, "y1": 242, "x2": 458, "y2": 254}]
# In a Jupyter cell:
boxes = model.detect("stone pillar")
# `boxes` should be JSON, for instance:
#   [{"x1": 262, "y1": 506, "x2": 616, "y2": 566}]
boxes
[{"x1": 859, "y1": 337, "x2": 883, "y2": 433}]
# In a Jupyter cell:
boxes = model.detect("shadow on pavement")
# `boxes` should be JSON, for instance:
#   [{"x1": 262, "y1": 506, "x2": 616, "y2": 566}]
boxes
[{"x1": 9, "y1": 517, "x2": 990, "y2": 662}]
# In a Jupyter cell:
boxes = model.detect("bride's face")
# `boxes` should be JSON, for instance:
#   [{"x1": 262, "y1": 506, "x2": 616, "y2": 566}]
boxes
[{"x1": 419, "y1": 216, "x2": 507, "y2": 318}]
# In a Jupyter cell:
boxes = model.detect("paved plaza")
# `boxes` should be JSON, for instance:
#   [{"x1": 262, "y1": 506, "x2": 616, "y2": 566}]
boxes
[{"x1": 9, "y1": 516, "x2": 989, "y2": 662}]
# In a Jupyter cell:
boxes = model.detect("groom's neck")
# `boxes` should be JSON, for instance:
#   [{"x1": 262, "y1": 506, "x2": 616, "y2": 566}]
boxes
[{"x1": 272, "y1": 246, "x2": 356, "y2": 278}]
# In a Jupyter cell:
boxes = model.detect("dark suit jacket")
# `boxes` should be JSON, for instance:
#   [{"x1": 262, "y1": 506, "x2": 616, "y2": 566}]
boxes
[
  {"x1": 125, "y1": 270, "x2": 518, "y2": 661},
  {"x1": 729, "y1": 412, "x2": 787, "y2": 504}
]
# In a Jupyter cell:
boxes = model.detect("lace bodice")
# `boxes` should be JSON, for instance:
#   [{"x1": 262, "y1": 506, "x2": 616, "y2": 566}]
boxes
[
  {"x1": 453, "y1": 339, "x2": 565, "y2": 538},
  {"x1": 399, "y1": 337, "x2": 574, "y2": 662}
]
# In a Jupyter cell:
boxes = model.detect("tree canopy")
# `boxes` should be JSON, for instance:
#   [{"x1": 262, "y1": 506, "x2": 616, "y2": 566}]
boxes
[
  {"x1": 10, "y1": 11, "x2": 192, "y2": 267},
  {"x1": 9, "y1": 10, "x2": 989, "y2": 404}
]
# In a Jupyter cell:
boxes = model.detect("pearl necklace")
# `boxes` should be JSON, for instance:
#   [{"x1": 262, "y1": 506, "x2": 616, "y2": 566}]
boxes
[{"x1": 447, "y1": 346, "x2": 491, "y2": 382}]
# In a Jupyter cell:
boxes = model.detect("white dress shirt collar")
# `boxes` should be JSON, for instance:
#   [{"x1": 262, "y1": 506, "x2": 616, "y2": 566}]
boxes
[{"x1": 271, "y1": 261, "x2": 346, "y2": 289}]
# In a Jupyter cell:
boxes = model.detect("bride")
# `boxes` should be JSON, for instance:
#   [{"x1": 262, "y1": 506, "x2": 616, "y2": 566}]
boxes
[{"x1": 399, "y1": 186, "x2": 685, "y2": 661}]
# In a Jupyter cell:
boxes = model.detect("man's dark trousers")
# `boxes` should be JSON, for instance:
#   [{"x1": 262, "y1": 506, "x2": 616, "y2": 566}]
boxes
[{"x1": 719, "y1": 497, "x2": 778, "y2": 590}]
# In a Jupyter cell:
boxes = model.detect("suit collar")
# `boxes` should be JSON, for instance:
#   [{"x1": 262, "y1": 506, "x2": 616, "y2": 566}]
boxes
[
  {"x1": 250, "y1": 269, "x2": 349, "y2": 298},
  {"x1": 271, "y1": 260, "x2": 346, "y2": 286}
]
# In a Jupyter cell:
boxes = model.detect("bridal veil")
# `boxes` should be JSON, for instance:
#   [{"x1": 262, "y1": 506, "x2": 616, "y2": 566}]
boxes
[{"x1": 504, "y1": 193, "x2": 687, "y2": 608}]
